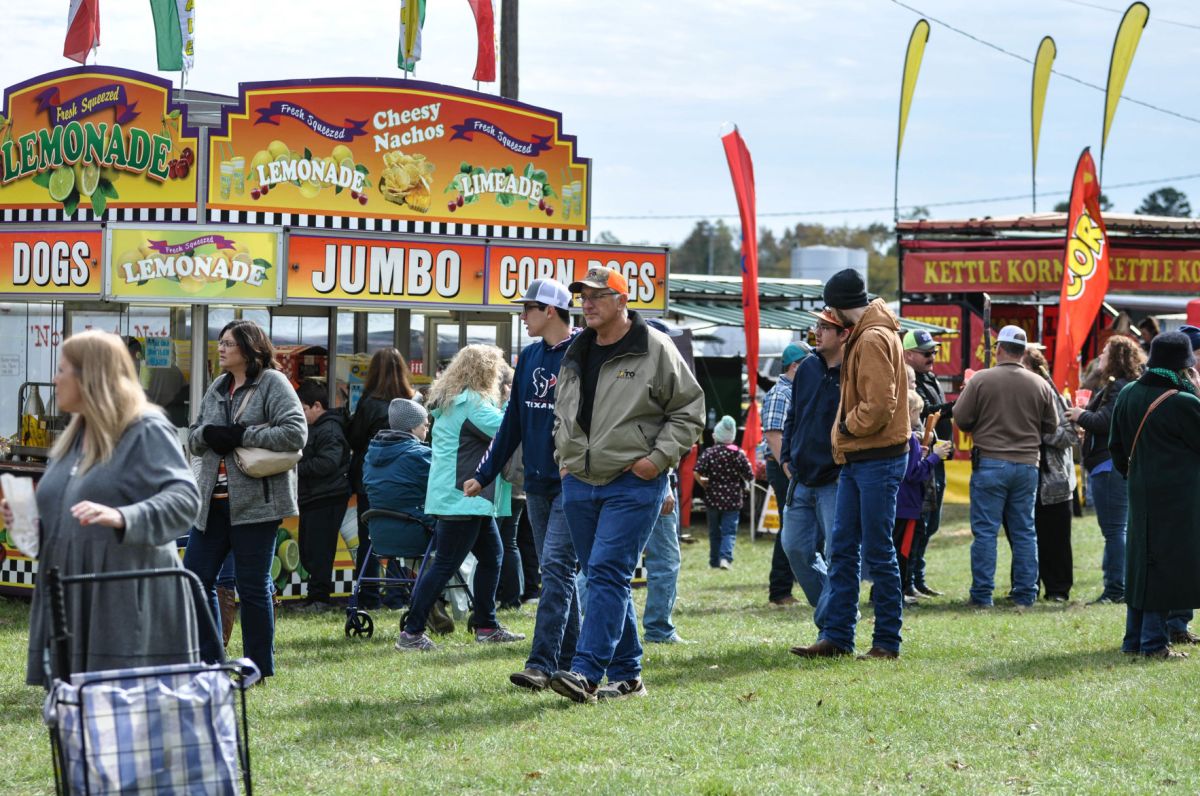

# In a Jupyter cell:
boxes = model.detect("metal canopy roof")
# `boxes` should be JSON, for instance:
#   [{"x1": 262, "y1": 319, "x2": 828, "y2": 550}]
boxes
[
  {"x1": 669, "y1": 301, "x2": 951, "y2": 334},
  {"x1": 669, "y1": 275, "x2": 826, "y2": 301}
]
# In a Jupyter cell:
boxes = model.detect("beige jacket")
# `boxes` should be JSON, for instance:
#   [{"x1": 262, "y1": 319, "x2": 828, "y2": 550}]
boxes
[
  {"x1": 831, "y1": 299, "x2": 910, "y2": 463},
  {"x1": 554, "y1": 312, "x2": 705, "y2": 486}
]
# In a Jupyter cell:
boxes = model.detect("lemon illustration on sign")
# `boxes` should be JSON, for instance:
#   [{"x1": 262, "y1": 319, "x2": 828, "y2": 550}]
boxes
[
  {"x1": 100, "y1": 166, "x2": 120, "y2": 184},
  {"x1": 331, "y1": 144, "x2": 353, "y2": 165},
  {"x1": 74, "y1": 160, "x2": 100, "y2": 198},
  {"x1": 267, "y1": 140, "x2": 290, "y2": 159},
  {"x1": 249, "y1": 150, "x2": 273, "y2": 184},
  {"x1": 299, "y1": 181, "x2": 322, "y2": 199},
  {"x1": 117, "y1": 250, "x2": 143, "y2": 271},
  {"x1": 48, "y1": 167, "x2": 75, "y2": 202}
]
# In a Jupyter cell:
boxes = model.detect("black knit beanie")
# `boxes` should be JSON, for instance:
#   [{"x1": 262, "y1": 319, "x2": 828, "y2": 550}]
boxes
[
  {"x1": 823, "y1": 268, "x2": 868, "y2": 310},
  {"x1": 1147, "y1": 332, "x2": 1197, "y2": 372}
]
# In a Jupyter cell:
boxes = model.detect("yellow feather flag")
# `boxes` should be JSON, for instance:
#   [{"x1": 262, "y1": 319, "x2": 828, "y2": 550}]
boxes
[
  {"x1": 399, "y1": 0, "x2": 426, "y2": 73},
  {"x1": 1031, "y1": 36, "x2": 1056, "y2": 211},
  {"x1": 897, "y1": 19, "x2": 930, "y2": 164},
  {"x1": 1101, "y1": 2, "x2": 1150, "y2": 166}
]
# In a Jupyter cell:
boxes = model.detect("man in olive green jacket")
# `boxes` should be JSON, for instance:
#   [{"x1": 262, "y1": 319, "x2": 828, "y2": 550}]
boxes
[{"x1": 549, "y1": 266, "x2": 704, "y2": 704}]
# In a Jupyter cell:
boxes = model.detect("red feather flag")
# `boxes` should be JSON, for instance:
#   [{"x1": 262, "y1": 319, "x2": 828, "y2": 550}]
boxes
[
  {"x1": 721, "y1": 128, "x2": 761, "y2": 464},
  {"x1": 64, "y1": 0, "x2": 101, "y2": 64},
  {"x1": 1052, "y1": 148, "x2": 1110, "y2": 391},
  {"x1": 466, "y1": 0, "x2": 496, "y2": 82}
]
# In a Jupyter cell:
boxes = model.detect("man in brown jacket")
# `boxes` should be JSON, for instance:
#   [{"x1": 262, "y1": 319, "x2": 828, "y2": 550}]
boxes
[
  {"x1": 952, "y1": 325, "x2": 1058, "y2": 608},
  {"x1": 793, "y1": 269, "x2": 911, "y2": 660}
]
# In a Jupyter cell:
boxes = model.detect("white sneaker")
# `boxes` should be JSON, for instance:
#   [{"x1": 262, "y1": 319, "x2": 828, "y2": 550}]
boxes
[
  {"x1": 718, "y1": 558, "x2": 732, "y2": 570},
  {"x1": 597, "y1": 678, "x2": 647, "y2": 700}
]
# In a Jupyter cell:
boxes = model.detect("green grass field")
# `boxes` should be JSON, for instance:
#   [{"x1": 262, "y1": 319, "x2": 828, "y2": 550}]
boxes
[{"x1": 2, "y1": 506, "x2": 1197, "y2": 794}]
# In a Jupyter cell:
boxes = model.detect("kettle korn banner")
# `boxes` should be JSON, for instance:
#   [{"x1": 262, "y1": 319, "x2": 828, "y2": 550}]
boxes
[
  {"x1": 0, "y1": 67, "x2": 200, "y2": 221},
  {"x1": 205, "y1": 78, "x2": 589, "y2": 232}
]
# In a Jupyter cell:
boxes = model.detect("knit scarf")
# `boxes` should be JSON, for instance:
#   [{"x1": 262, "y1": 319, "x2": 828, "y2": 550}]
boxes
[{"x1": 1147, "y1": 367, "x2": 1197, "y2": 395}]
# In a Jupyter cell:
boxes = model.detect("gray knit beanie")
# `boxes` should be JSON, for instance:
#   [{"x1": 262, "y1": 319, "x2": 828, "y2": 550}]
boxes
[{"x1": 388, "y1": 397, "x2": 428, "y2": 432}]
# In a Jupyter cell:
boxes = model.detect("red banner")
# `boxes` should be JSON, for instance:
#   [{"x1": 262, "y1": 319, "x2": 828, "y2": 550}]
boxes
[
  {"x1": 1053, "y1": 149, "x2": 1109, "y2": 390},
  {"x1": 900, "y1": 303, "x2": 962, "y2": 377},
  {"x1": 721, "y1": 128, "x2": 760, "y2": 464}
]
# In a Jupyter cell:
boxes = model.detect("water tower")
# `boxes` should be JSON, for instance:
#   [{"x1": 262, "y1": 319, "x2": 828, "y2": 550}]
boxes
[{"x1": 790, "y1": 245, "x2": 868, "y2": 286}]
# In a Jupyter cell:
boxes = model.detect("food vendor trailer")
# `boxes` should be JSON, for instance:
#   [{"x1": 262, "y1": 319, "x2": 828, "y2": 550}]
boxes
[
  {"x1": 898, "y1": 213, "x2": 1200, "y2": 502},
  {"x1": 0, "y1": 66, "x2": 669, "y2": 597}
]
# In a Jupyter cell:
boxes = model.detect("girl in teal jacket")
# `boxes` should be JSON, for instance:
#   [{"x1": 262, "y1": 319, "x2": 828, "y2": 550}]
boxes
[{"x1": 397, "y1": 345, "x2": 523, "y2": 651}]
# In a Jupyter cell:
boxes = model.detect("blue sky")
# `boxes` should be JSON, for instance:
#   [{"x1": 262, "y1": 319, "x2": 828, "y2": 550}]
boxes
[{"x1": 6, "y1": 1, "x2": 1198, "y2": 246}]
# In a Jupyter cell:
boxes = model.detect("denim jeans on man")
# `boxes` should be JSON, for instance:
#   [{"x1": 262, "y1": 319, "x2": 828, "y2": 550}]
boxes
[
  {"x1": 970, "y1": 457, "x2": 1040, "y2": 606},
  {"x1": 1089, "y1": 469, "x2": 1128, "y2": 601},
  {"x1": 184, "y1": 499, "x2": 278, "y2": 676},
  {"x1": 821, "y1": 454, "x2": 907, "y2": 653},
  {"x1": 707, "y1": 509, "x2": 739, "y2": 566},
  {"x1": 1167, "y1": 609, "x2": 1193, "y2": 637},
  {"x1": 781, "y1": 480, "x2": 837, "y2": 630},
  {"x1": 562, "y1": 470, "x2": 666, "y2": 684},
  {"x1": 642, "y1": 498, "x2": 681, "y2": 642},
  {"x1": 403, "y1": 517, "x2": 502, "y2": 635},
  {"x1": 523, "y1": 491, "x2": 581, "y2": 675},
  {"x1": 765, "y1": 459, "x2": 796, "y2": 602},
  {"x1": 1123, "y1": 606, "x2": 1169, "y2": 654}
]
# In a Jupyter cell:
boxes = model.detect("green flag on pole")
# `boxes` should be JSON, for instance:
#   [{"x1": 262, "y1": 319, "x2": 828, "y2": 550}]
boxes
[{"x1": 150, "y1": 0, "x2": 196, "y2": 73}]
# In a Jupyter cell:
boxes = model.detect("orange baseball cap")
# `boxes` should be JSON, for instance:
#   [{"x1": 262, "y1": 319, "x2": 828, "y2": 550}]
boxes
[
  {"x1": 569, "y1": 266, "x2": 629, "y2": 296},
  {"x1": 814, "y1": 307, "x2": 846, "y2": 328}
]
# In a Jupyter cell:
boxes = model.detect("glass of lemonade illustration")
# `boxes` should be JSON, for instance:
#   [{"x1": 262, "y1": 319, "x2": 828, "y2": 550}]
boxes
[
  {"x1": 560, "y1": 184, "x2": 573, "y2": 221},
  {"x1": 219, "y1": 162, "x2": 235, "y2": 200},
  {"x1": 230, "y1": 156, "x2": 246, "y2": 195},
  {"x1": 571, "y1": 180, "x2": 583, "y2": 217}
]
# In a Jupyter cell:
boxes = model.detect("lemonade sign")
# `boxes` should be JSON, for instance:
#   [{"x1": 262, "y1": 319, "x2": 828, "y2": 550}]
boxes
[
  {"x1": 107, "y1": 226, "x2": 281, "y2": 304},
  {"x1": 0, "y1": 67, "x2": 199, "y2": 218},
  {"x1": 208, "y1": 79, "x2": 590, "y2": 230}
]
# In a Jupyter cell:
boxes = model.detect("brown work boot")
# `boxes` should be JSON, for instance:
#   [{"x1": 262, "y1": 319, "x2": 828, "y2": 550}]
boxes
[
  {"x1": 790, "y1": 639, "x2": 852, "y2": 658},
  {"x1": 857, "y1": 646, "x2": 900, "y2": 660},
  {"x1": 216, "y1": 586, "x2": 238, "y2": 649}
]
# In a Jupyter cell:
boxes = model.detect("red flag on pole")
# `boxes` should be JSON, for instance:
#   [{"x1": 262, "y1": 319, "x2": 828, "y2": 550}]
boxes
[
  {"x1": 721, "y1": 127, "x2": 761, "y2": 464},
  {"x1": 64, "y1": 0, "x2": 100, "y2": 64},
  {"x1": 466, "y1": 0, "x2": 496, "y2": 82},
  {"x1": 1052, "y1": 147, "x2": 1110, "y2": 391}
]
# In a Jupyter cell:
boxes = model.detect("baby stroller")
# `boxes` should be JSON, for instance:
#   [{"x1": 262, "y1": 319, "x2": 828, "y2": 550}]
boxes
[
  {"x1": 343, "y1": 509, "x2": 473, "y2": 639},
  {"x1": 43, "y1": 566, "x2": 258, "y2": 795}
]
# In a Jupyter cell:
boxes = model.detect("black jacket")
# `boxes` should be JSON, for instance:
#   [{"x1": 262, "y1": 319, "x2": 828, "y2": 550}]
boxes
[
  {"x1": 1078, "y1": 377, "x2": 1129, "y2": 472},
  {"x1": 347, "y1": 395, "x2": 392, "y2": 492},
  {"x1": 914, "y1": 370, "x2": 953, "y2": 441},
  {"x1": 298, "y1": 408, "x2": 351, "y2": 507}
]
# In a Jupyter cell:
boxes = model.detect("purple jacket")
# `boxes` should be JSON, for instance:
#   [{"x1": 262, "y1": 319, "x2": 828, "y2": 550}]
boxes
[{"x1": 897, "y1": 433, "x2": 942, "y2": 520}]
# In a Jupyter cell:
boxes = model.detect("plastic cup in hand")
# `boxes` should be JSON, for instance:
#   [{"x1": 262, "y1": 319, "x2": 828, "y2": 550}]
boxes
[{"x1": 1074, "y1": 389, "x2": 1092, "y2": 408}]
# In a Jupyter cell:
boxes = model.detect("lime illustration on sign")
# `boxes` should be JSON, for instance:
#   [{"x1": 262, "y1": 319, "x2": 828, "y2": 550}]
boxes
[
  {"x1": 207, "y1": 79, "x2": 589, "y2": 229},
  {"x1": 0, "y1": 67, "x2": 200, "y2": 218},
  {"x1": 108, "y1": 227, "x2": 280, "y2": 303}
]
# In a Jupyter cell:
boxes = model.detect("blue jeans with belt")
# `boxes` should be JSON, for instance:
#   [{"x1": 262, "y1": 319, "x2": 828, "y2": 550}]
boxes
[
  {"x1": 969, "y1": 458, "x2": 1039, "y2": 607},
  {"x1": 562, "y1": 470, "x2": 666, "y2": 684}
]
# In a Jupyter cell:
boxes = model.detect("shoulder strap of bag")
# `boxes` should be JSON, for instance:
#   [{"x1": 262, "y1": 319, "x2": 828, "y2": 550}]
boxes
[
  {"x1": 1128, "y1": 389, "x2": 1178, "y2": 464},
  {"x1": 232, "y1": 382, "x2": 259, "y2": 424}
]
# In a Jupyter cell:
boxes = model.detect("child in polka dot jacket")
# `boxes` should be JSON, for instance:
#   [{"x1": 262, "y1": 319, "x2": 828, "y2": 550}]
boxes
[{"x1": 695, "y1": 415, "x2": 754, "y2": 569}]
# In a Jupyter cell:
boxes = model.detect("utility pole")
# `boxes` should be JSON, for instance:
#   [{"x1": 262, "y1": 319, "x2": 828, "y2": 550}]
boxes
[{"x1": 500, "y1": 0, "x2": 518, "y2": 100}]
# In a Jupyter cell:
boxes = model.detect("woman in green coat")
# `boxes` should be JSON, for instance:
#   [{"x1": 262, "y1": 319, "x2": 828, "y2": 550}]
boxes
[{"x1": 1109, "y1": 332, "x2": 1200, "y2": 659}]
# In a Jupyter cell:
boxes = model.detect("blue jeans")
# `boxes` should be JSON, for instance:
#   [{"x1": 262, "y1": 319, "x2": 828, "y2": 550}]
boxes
[
  {"x1": 707, "y1": 509, "x2": 739, "y2": 566},
  {"x1": 781, "y1": 480, "x2": 837, "y2": 629},
  {"x1": 1167, "y1": 610, "x2": 1193, "y2": 636},
  {"x1": 822, "y1": 454, "x2": 907, "y2": 653},
  {"x1": 524, "y1": 491, "x2": 581, "y2": 676},
  {"x1": 1089, "y1": 469, "x2": 1128, "y2": 601},
  {"x1": 403, "y1": 517, "x2": 502, "y2": 635},
  {"x1": 969, "y1": 458, "x2": 1039, "y2": 606},
  {"x1": 184, "y1": 500, "x2": 279, "y2": 676},
  {"x1": 642, "y1": 498, "x2": 681, "y2": 642},
  {"x1": 562, "y1": 471, "x2": 666, "y2": 684},
  {"x1": 910, "y1": 459, "x2": 945, "y2": 589},
  {"x1": 1123, "y1": 606, "x2": 1169, "y2": 654}
]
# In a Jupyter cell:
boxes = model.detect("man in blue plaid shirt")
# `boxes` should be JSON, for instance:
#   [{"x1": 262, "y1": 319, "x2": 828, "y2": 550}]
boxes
[{"x1": 762, "y1": 343, "x2": 810, "y2": 608}]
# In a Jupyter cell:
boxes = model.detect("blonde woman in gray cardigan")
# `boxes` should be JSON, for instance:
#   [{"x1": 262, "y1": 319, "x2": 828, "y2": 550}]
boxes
[
  {"x1": 15, "y1": 331, "x2": 202, "y2": 686},
  {"x1": 185, "y1": 320, "x2": 306, "y2": 679}
]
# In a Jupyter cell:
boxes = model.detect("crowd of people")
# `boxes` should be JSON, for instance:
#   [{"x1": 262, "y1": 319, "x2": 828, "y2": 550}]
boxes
[{"x1": 13, "y1": 267, "x2": 1200, "y2": 695}]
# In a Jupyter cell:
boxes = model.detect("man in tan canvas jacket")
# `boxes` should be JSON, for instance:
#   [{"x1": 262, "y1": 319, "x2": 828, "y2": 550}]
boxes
[
  {"x1": 547, "y1": 266, "x2": 704, "y2": 704},
  {"x1": 793, "y1": 268, "x2": 911, "y2": 661}
]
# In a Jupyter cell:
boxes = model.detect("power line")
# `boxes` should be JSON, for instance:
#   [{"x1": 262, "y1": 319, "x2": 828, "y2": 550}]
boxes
[
  {"x1": 1053, "y1": 0, "x2": 1200, "y2": 31},
  {"x1": 886, "y1": 0, "x2": 1200, "y2": 126},
  {"x1": 591, "y1": 172, "x2": 1200, "y2": 221}
]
